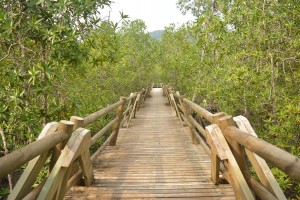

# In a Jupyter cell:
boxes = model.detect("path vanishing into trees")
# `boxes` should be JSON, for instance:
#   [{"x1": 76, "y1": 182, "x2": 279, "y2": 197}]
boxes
[{"x1": 65, "y1": 88, "x2": 235, "y2": 199}]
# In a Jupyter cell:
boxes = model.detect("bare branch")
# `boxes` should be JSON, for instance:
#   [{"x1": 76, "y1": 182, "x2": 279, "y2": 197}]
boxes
[{"x1": 0, "y1": 43, "x2": 18, "y2": 62}]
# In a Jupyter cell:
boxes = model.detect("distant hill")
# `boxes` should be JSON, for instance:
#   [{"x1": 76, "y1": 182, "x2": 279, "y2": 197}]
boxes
[{"x1": 149, "y1": 30, "x2": 164, "y2": 40}]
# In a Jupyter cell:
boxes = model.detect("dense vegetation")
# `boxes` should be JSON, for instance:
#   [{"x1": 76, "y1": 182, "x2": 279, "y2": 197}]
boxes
[{"x1": 0, "y1": 0, "x2": 299, "y2": 198}]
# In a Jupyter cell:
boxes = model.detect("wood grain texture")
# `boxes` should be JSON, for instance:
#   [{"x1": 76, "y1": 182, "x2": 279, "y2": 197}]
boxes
[{"x1": 66, "y1": 88, "x2": 235, "y2": 199}]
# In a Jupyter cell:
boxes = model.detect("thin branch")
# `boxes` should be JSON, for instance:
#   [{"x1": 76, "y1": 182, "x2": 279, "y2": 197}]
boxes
[{"x1": 0, "y1": 43, "x2": 18, "y2": 62}]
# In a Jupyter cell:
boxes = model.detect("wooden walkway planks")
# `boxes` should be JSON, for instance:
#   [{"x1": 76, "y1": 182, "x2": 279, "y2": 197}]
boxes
[{"x1": 65, "y1": 88, "x2": 235, "y2": 199}]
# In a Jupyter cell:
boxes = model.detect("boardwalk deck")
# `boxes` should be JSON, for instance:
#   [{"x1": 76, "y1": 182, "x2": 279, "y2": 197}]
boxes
[{"x1": 65, "y1": 88, "x2": 235, "y2": 199}]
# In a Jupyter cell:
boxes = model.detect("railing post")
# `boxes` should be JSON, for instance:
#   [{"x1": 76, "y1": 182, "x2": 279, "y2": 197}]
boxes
[
  {"x1": 166, "y1": 87, "x2": 172, "y2": 106},
  {"x1": 121, "y1": 93, "x2": 134, "y2": 128},
  {"x1": 46, "y1": 120, "x2": 74, "y2": 199},
  {"x1": 206, "y1": 124, "x2": 255, "y2": 199},
  {"x1": 109, "y1": 97, "x2": 127, "y2": 146},
  {"x1": 49, "y1": 120, "x2": 74, "y2": 170},
  {"x1": 69, "y1": 116, "x2": 84, "y2": 185},
  {"x1": 206, "y1": 112, "x2": 226, "y2": 185},
  {"x1": 217, "y1": 115, "x2": 248, "y2": 174},
  {"x1": 70, "y1": 116, "x2": 84, "y2": 129},
  {"x1": 127, "y1": 94, "x2": 140, "y2": 128},
  {"x1": 137, "y1": 89, "x2": 145, "y2": 111},
  {"x1": 140, "y1": 88, "x2": 148, "y2": 105},
  {"x1": 170, "y1": 92, "x2": 180, "y2": 117},
  {"x1": 133, "y1": 93, "x2": 140, "y2": 118},
  {"x1": 162, "y1": 86, "x2": 166, "y2": 96},
  {"x1": 182, "y1": 101, "x2": 200, "y2": 144},
  {"x1": 209, "y1": 112, "x2": 225, "y2": 147}
]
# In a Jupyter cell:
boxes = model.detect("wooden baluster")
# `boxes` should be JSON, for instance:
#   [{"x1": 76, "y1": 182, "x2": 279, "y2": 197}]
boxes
[
  {"x1": 121, "y1": 93, "x2": 134, "y2": 127},
  {"x1": 166, "y1": 87, "x2": 172, "y2": 106},
  {"x1": 133, "y1": 93, "x2": 140, "y2": 118},
  {"x1": 70, "y1": 116, "x2": 84, "y2": 129},
  {"x1": 126, "y1": 94, "x2": 139, "y2": 128},
  {"x1": 49, "y1": 120, "x2": 74, "y2": 171},
  {"x1": 38, "y1": 128, "x2": 91, "y2": 200},
  {"x1": 171, "y1": 92, "x2": 184, "y2": 127},
  {"x1": 136, "y1": 89, "x2": 145, "y2": 111},
  {"x1": 142, "y1": 88, "x2": 148, "y2": 104},
  {"x1": 48, "y1": 121, "x2": 74, "y2": 199},
  {"x1": 69, "y1": 116, "x2": 84, "y2": 186},
  {"x1": 209, "y1": 112, "x2": 225, "y2": 147},
  {"x1": 206, "y1": 124, "x2": 255, "y2": 199},
  {"x1": 206, "y1": 112, "x2": 225, "y2": 185},
  {"x1": 218, "y1": 115, "x2": 248, "y2": 174},
  {"x1": 109, "y1": 97, "x2": 127, "y2": 146},
  {"x1": 183, "y1": 101, "x2": 200, "y2": 144},
  {"x1": 175, "y1": 91, "x2": 187, "y2": 126},
  {"x1": 162, "y1": 86, "x2": 166, "y2": 96},
  {"x1": 171, "y1": 91, "x2": 183, "y2": 122}
]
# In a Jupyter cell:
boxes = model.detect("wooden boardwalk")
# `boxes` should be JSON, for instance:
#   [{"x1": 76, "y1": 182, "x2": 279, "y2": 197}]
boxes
[{"x1": 65, "y1": 88, "x2": 235, "y2": 199}]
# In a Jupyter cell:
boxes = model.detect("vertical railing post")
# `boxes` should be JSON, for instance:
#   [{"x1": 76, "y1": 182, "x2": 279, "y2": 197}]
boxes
[
  {"x1": 140, "y1": 88, "x2": 147, "y2": 105},
  {"x1": 137, "y1": 89, "x2": 145, "y2": 111},
  {"x1": 207, "y1": 112, "x2": 225, "y2": 185},
  {"x1": 166, "y1": 87, "x2": 172, "y2": 106},
  {"x1": 69, "y1": 116, "x2": 84, "y2": 185},
  {"x1": 121, "y1": 93, "x2": 134, "y2": 128},
  {"x1": 70, "y1": 116, "x2": 84, "y2": 129},
  {"x1": 109, "y1": 97, "x2": 127, "y2": 146},
  {"x1": 133, "y1": 93, "x2": 141, "y2": 118},
  {"x1": 218, "y1": 115, "x2": 248, "y2": 174},
  {"x1": 170, "y1": 92, "x2": 180, "y2": 118},
  {"x1": 48, "y1": 121, "x2": 74, "y2": 199},
  {"x1": 174, "y1": 91, "x2": 185, "y2": 126},
  {"x1": 182, "y1": 102, "x2": 200, "y2": 144},
  {"x1": 49, "y1": 120, "x2": 74, "y2": 170},
  {"x1": 162, "y1": 86, "x2": 166, "y2": 96},
  {"x1": 127, "y1": 93, "x2": 140, "y2": 128}
]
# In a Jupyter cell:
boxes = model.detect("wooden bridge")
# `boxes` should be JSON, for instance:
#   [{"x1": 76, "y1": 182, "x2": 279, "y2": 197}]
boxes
[
  {"x1": 0, "y1": 86, "x2": 299, "y2": 199},
  {"x1": 65, "y1": 88, "x2": 234, "y2": 199}
]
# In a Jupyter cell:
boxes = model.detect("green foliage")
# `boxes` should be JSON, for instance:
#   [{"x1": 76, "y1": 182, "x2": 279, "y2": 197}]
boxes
[
  {"x1": 271, "y1": 168, "x2": 292, "y2": 191},
  {"x1": 0, "y1": 187, "x2": 10, "y2": 196},
  {"x1": 0, "y1": 0, "x2": 114, "y2": 150}
]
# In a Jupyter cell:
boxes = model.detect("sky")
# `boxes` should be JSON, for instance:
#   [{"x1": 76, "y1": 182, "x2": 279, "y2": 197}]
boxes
[{"x1": 100, "y1": 0, "x2": 195, "y2": 32}]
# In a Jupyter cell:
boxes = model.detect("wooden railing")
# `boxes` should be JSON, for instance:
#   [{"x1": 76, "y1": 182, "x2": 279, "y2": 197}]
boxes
[
  {"x1": 163, "y1": 86, "x2": 300, "y2": 200},
  {"x1": 0, "y1": 87, "x2": 151, "y2": 199}
]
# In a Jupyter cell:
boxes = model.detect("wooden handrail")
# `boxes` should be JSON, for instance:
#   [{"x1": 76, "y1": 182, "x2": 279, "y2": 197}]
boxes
[
  {"x1": 91, "y1": 117, "x2": 119, "y2": 145},
  {"x1": 126, "y1": 92, "x2": 137, "y2": 101},
  {"x1": 224, "y1": 125, "x2": 300, "y2": 181},
  {"x1": 0, "y1": 130, "x2": 68, "y2": 180},
  {"x1": 83, "y1": 100, "x2": 124, "y2": 127},
  {"x1": 182, "y1": 98, "x2": 214, "y2": 123},
  {"x1": 123, "y1": 105, "x2": 133, "y2": 117}
]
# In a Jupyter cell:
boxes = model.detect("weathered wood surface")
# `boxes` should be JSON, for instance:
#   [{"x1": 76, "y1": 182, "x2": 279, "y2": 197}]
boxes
[{"x1": 65, "y1": 88, "x2": 235, "y2": 199}]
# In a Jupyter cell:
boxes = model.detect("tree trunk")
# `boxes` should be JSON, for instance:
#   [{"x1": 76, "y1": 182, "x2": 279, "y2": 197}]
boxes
[
  {"x1": 270, "y1": 54, "x2": 277, "y2": 124},
  {"x1": 41, "y1": 44, "x2": 48, "y2": 126}
]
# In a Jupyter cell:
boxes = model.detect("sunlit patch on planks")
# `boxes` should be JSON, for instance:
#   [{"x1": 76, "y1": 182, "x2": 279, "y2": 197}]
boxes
[{"x1": 65, "y1": 88, "x2": 235, "y2": 199}]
